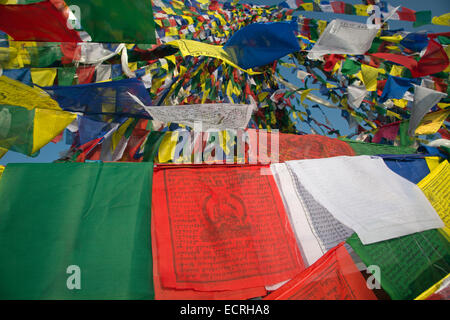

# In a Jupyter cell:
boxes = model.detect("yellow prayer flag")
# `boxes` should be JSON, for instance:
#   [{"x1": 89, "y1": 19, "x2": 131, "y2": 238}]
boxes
[
  {"x1": 432, "y1": 13, "x2": 450, "y2": 26},
  {"x1": 380, "y1": 34, "x2": 404, "y2": 43},
  {"x1": 390, "y1": 65, "x2": 404, "y2": 77},
  {"x1": 168, "y1": 39, "x2": 262, "y2": 75},
  {"x1": 0, "y1": 148, "x2": 7, "y2": 159},
  {"x1": 425, "y1": 156, "x2": 442, "y2": 172},
  {"x1": 415, "y1": 109, "x2": 450, "y2": 135},
  {"x1": 392, "y1": 98, "x2": 408, "y2": 108},
  {"x1": 31, "y1": 68, "x2": 57, "y2": 87},
  {"x1": 300, "y1": 3, "x2": 313, "y2": 11},
  {"x1": 360, "y1": 64, "x2": 379, "y2": 91},
  {"x1": 0, "y1": 75, "x2": 60, "y2": 111},
  {"x1": 158, "y1": 131, "x2": 179, "y2": 163},
  {"x1": 417, "y1": 160, "x2": 450, "y2": 237},
  {"x1": 112, "y1": 118, "x2": 134, "y2": 151},
  {"x1": 354, "y1": 4, "x2": 369, "y2": 16},
  {"x1": 32, "y1": 108, "x2": 76, "y2": 154}
]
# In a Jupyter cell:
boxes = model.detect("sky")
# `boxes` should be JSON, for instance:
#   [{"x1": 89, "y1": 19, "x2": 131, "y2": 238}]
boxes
[{"x1": 1, "y1": 0, "x2": 449, "y2": 165}]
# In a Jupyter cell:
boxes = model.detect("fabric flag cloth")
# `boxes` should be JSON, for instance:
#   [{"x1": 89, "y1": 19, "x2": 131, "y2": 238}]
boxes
[
  {"x1": 400, "y1": 32, "x2": 429, "y2": 52},
  {"x1": 372, "y1": 122, "x2": 400, "y2": 144},
  {"x1": 0, "y1": 75, "x2": 76, "y2": 155},
  {"x1": 2, "y1": 68, "x2": 32, "y2": 86},
  {"x1": 138, "y1": 101, "x2": 255, "y2": 130},
  {"x1": 0, "y1": 1, "x2": 81, "y2": 42},
  {"x1": 415, "y1": 109, "x2": 450, "y2": 136},
  {"x1": 416, "y1": 274, "x2": 450, "y2": 300},
  {"x1": 151, "y1": 215, "x2": 268, "y2": 300},
  {"x1": 408, "y1": 85, "x2": 447, "y2": 137},
  {"x1": 43, "y1": 78, "x2": 151, "y2": 119},
  {"x1": 0, "y1": 75, "x2": 60, "y2": 111},
  {"x1": 379, "y1": 75, "x2": 414, "y2": 103},
  {"x1": 264, "y1": 242, "x2": 377, "y2": 300},
  {"x1": 271, "y1": 162, "x2": 354, "y2": 266},
  {"x1": 0, "y1": 165, "x2": 4, "y2": 181},
  {"x1": 347, "y1": 230, "x2": 450, "y2": 300},
  {"x1": 65, "y1": 0, "x2": 156, "y2": 43},
  {"x1": 347, "y1": 85, "x2": 367, "y2": 109},
  {"x1": 338, "y1": 138, "x2": 417, "y2": 155},
  {"x1": 276, "y1": 133, "x2": 356, "y2": 162},
  {"x1": 0, "y1": 163, "x2": 154, "y2": 299},
  {"x1": 360, "y1": 64, "x2": 379, "y2": 91},
  {"x1": 307, "y1": 19, "x2": 379, "y2": 60},
  {"x1": 413, "y1": 39, "x2": 449, "y2": 78},
  {"x1": 0, "y1": 104, "x2": 76, "y2": 155},
  {"x1": 30, "y1": 68, "x2": 57, "y2": 87},
  {"x1": 380, "y1": 154, "x2": 431, "y2": 184},
  {"x1": 223, "y1": 21, "x2": 300, "y2": 69},
  {"x1": 417, "y1": 160, "x2": 450, "y2": 237},
  {"x1": 152, "y1": 164, "x2": 305, "y2": 291},
  {"x1": 0, "y1": 147, "x2": 7, "y2": 159},
  {"x1": 286, "y1": 156, "x2": 444, "y2": 245}
]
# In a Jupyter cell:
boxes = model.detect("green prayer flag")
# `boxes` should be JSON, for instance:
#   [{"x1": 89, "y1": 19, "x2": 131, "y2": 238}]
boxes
[
  {"x1": 437, "y1": 36, "x2": 450, "y2": 46},
  {"x1": 66, "y1": 0, "x2": 156, "y2": 44},
  {"x1": 0, "y1": 104, "x2": 35, "y2": 156},
  {"x1": 57, "y1": 67, "x2": 76, "y2": 86},
  {"x1": 347, "y1": 230, "x2": 450, "y2": 300},
  {"x1": 339, "y1": 138, "x2": 417, "y2": 155},
  {"x1": 341, "y1": 59, "x2": 361, "y2": 75},
  {"x1": 0, "y1": 163, "x2": 154, "y2": 299},
  {"x1": 413, "y1": 11, "x2": 432, "y2": 28},
  {"x1": 399, "y1": 120, "x2": 414, "y2": 147}
]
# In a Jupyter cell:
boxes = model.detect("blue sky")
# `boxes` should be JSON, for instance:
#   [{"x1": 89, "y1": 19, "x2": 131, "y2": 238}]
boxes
[{"x1": 1, "y1": 0, "x2": 449, "y2": 165}]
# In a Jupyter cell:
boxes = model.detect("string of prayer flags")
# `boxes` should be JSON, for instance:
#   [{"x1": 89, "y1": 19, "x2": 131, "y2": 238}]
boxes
[
  {"x1": 0, "y1": 162, "x2": 155, "y2": 299},
  {"x1": 152, "y1": 164, "x2": 305, "y2": 292},
  {"x1": 264, "y1": 242, "x2": 377, "y2": 300}
]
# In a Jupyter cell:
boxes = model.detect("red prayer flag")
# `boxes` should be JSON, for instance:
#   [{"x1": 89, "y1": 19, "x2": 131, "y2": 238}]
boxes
[
  {"x1": 76, "y1": 66, "x2": 96, "y2": 84},
  {"x1": 0, "y1": 1, "x2": 81, "y2": 42},
  {"x1": 277, "y1": 133, "x2": 356, "y2": 161},
  {"x1": 372, "y1": 122, "x2": 400, "y2": 143},
  {"x1": 396, "y1": 7, "x2": 417, "y2": 22},
  {"x1": 264, "y1": 242, "x2": 378, "y2": 300},
  {"x1": 413, "y1": 39, "x2": 450, "y2": 78},
  {"x1": 152, "y1": 164, "x2": 305, "y2": 291},
  {"x1": 151, "y1": 217, "x2": 268, "y2": 300}
]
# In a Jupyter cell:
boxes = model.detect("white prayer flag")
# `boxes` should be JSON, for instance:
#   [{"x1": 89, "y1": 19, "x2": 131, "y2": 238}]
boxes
[{"x1": 307, "y1": 19, "x2": 379, "y2": 60}]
